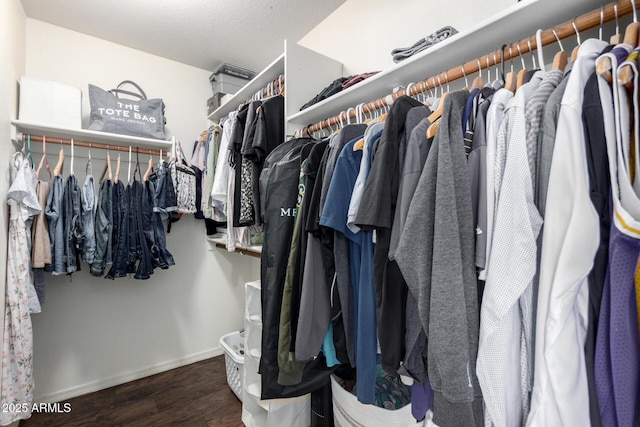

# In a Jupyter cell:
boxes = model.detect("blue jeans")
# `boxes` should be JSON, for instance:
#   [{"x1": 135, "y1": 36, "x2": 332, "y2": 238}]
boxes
[
  {"x1": 106, "y1": 180, "x2": 128, "y2": 279},
  {"x1": 64, "y1": 174, "x2": 84, "y2": 274},
  {"x1": 149, "y1": 162, "x2": 178, "y2": 220},
  {"x1": 82, "y1": 176, "x2": 96, "y2": 264},
  {"x1": 45, "y1": 175, "x2": 65, "y2": 275},
  {"x1": 91, "y1": 179, "x2": 113, "y2": 277},
  {"x1": 144, "y1": 180, "x2": 174, "y2": 269}
]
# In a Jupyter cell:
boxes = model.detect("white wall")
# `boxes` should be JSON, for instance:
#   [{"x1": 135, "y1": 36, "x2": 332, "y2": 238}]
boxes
[
  {"x1": 23, "y1": 19, "x2": 260, "y2": 402},
  {"x1": 298, "y1": 0, "x2": 514, "y2": 76},
  {"x1": 0, "y1": 0, "x2": 26, "y2": 362}
]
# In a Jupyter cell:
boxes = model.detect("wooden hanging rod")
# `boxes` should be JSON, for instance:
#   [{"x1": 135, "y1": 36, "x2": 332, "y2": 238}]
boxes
[
  {"x1": 305, "y1": 0, "x2": 633, "y2": 134},
  {"x1": 23, "y1": 134, "x2": 165, "y2": 157}
]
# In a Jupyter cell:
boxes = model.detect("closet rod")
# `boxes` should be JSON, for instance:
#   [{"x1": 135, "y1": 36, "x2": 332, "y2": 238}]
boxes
[
  {"x1": 305, "y1": 0, "x2": 633, "y2": 134},
  {"x1": 21, "y1": 134, "x2": 164, "y2": 157}
]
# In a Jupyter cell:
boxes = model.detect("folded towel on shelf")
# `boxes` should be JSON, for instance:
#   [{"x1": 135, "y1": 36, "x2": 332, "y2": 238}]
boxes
[{"x1": 391, "y1": 26, "x2": 458, "y2": 63}]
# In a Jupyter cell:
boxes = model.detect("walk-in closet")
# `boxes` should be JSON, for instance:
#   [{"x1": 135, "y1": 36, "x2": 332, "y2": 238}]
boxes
[{"x1": 1, "y1": 0, "x2": 638, "y2": 426}]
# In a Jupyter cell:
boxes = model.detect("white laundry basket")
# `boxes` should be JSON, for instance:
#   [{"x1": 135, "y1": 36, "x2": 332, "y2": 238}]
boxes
[{"x1": 219, "y1": 330, "x2": 246, "y2": 402}]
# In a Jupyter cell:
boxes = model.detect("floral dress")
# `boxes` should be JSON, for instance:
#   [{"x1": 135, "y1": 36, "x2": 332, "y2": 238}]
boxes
[{"x1": 1, "y1": 155, "x2": 41, "y2": 425}]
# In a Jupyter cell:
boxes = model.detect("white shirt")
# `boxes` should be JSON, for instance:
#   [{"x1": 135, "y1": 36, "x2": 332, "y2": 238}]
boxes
[
  {"x1": 481, "y1": 89, "x2": 513, "y2": 281},
  {"x1": 211, "y1": 111, "x2": 238, "y2": 208},
  {"x1": 526, "y1": 38, "x2": 607, "y2": 427},
  {"x1": 477, "y1": 76, "x2": 542, "y2": 427}
]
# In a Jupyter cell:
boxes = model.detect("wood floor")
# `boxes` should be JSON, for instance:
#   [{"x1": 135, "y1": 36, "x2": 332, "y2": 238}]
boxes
[{"x1": 20, "y1": 355, "x2": 243, "y2": 427}]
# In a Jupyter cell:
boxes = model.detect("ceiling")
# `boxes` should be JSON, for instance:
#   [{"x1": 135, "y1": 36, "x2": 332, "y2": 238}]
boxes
[{"x1": 20, "y1": 0, "x2": 346, "y2": 73}]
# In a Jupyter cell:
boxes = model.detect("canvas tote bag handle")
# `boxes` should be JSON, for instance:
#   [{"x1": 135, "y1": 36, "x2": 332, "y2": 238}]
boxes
[{"x1": 109, "y1": 80, "x2": 148, "y2": 100}]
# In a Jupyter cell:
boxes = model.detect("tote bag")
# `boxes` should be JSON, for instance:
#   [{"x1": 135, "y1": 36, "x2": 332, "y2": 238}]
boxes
[{"x1": 88, "y1": 80, "x2": 166, "y2": 140}]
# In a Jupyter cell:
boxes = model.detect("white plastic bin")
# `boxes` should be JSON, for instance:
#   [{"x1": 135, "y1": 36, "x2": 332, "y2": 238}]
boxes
[{"x1": 219, "y1": 330, "x2": 245, "y2": 402}]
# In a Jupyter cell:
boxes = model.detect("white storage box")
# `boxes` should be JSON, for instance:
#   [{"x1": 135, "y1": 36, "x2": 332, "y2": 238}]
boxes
[
  {"x1": 219, "y1": 330, "x2": 245, "y2": 402},
  {"x1": 18, "y1": 76, "x2": 82, "y2": 129}
]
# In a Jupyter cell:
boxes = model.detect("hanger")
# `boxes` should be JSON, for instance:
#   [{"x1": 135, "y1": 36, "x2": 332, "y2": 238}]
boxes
[
  {"x1": 527, "y1": 38, "x2": 537, "y2": 71},
  {"x1": 428, "y1": 75, "x2": 447, "y2": 122},
  {"x1": 114, "y1": 152, "x2": 121, "y2": 184},
  {"x1": 461, "y1": 65, "x2": 470, "y2": 90},
  {"x1": 504, "y1": 45, "x2": 517, "y2": 92},
  {"x1": 133, "y1": 147, "x2": 142, "y2": 182},
  {"x1": 551, "y1": 28, "x2": 568, "y2": 71},
  {"x1": 377, "y1": 99, "x2": 389, "y2": 123},
  {"x1": 570, "y1": 17, "x2": 581, "y2": 62},
  {"x1": 619, "y1": 1, "x2": 640, "y2": 89},
  {"x1": 53, "y1": 138, "x2": 64, "y2": 176},
  {"x1": 606, "y1": 1, "x2": 639, "y2": 86},
  {"x1": 127, "y1": 146, "x2": 132, "y2": 183},
  {"x1": 493, "y1": 52, "x2": 502, "y2": 86},
  {"x1": 25, "y1": 133, "x2": 34, "y2": 168},
  {"x1": 427, "y1": 73, "x2": 450, "y2": 138},
  {"x1": 535, "y1": 29, "x2": 546, "y2": 72},
  {"x1": 69, "y1": 138, "x2": 75, "y2": 176},
  {"x1": 100, "y1": 145, "x2": 113, "y2": 182},
  {"x1": 36, "y1": 135, "x2": 52, "y2": 181},
  {"x1": 471, "y1": 58, "x2": 485, "y2": 89},
  {"x1": 86, "y1": 143, "x2": 93, "y2": 177},
  {"x1": 624, "y1": 0, "x2": 640, "y2": 49},
  {"x1": 516, "y1": 43, "x2": 528, "y2": 89},
  {"x1": 611, "y1": 3, "x2": 622, "y2": 45},
  {"x1": 405, "y1": 82, "x2": 416, "y2": 100}
]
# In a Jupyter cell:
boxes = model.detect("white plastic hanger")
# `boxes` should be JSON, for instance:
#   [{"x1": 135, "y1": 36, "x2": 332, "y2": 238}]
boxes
[
  {"x1": 69, "y1": 138, "x2": 75, "y2": 176},
  {"x1": 127, "y1": 146, "x2": 132, "y2": 183}
]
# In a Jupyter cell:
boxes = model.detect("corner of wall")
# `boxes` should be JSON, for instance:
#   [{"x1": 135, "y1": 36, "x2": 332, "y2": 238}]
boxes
[{"x1": 0, "y1": 0, "x2": 26, "y2": 332}]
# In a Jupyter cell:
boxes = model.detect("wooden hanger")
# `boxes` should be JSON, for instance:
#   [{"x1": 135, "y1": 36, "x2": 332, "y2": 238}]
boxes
[
  {"x1": 143, "y1": 154, "x2": 154, "y2": 181},
  {"x1": 569, "y1": 18, "x2": 581, "y2": 62},
  {"x1": 611, "y1": 3, "x2": 622, "y2": 45},
  {"x1": 515, "y1": 43, "x2": 528, "y2": 90},
  {"x1": 619, "y1": 53, "x2": 639, "y2": 91},
  {"x1": 427, "y1": 91, "x2": 448, "y2": 124},
  {"x1": 114, "y1": 153, "x2": 121, "y2": 184},
  {"x1": 503, "y1": 46, "x2": 517, "y2": 92},
  {"x1": 547, "y1": 28, "x2": 568, "y2": 72},
  {"x1": 53, "y1": 142, "x2": 64, "y2": 176},
  {"x1": 36, "y1": 135, "x2": 52, "y2": 181},
  {"x1": 599, "y1": 19, "x2": 640, "y2": 84},
  {"x1": 471, "y1": 59, "x2": 485, "y2": 90},
  {"x1": 426, "y1": 89, "x2": 449, "y2": 139},
  {"x1": 100, "y1": 149, "x2": 112, "y2": 182}
]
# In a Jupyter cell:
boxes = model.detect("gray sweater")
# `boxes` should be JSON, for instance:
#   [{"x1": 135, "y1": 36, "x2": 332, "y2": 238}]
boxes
[{"x1": 395, "y1": 90, "x2": 482, "y2": 427}]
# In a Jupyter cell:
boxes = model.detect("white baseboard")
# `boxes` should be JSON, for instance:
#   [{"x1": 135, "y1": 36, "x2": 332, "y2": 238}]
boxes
[{"x1": 35, "y1": 346, "x2": 225, "y2": 403}]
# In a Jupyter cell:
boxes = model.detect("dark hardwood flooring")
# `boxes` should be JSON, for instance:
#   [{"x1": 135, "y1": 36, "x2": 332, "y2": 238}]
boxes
[{"x1": 20, "y1": 355, "x2": 242, "y2": 427}]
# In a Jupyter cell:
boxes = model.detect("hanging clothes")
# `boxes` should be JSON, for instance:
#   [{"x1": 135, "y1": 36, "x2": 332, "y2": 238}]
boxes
[
  {"x1": 45, "y1": 174, "x2": 65, "y2": 276},
  {"x1": 259, "y1": 137, "x2": 335, "y2": 400},
  {"x1": 91, "y1": 177, "x2": 113, "y2": 277},
  {"x1": 106, "y1": 179, "x2": 129, "y2": 279},
  {"x1": 476, "y1": 72, "x2": 543, "y2": 427},
  {"x1": 1, "y1": 154, "x2": 40, "y2": 425},
  {"x1": 395, "y1": 90, "x2": 483, "y2": 427},
  {"x1": 82, "y1": 174, "x2": 96, "y2": 265},
  {"x1": 63, "y1": 173, "x2": 84, "y2": 274},
  {"x1": 528, "y1": 37, "x2": 607, "y2": 427},
  {"x1": 354, "y1": 95, "x2": 422, "y2": 377},
  {"x1": 31, "y1": 178, "x2": 51, "y2": 305},
  {"x1": 593, "y1": 44, "x2": 640, "y2": 427}
]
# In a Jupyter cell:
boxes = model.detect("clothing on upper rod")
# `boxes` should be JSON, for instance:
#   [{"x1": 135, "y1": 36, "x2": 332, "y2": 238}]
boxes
[
  {"x1": 303, "y1": 0, "x2": 637, "y2": 137},
  {"x1": 250, "y1": 19, "x2": 640, "y2": 427}
]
